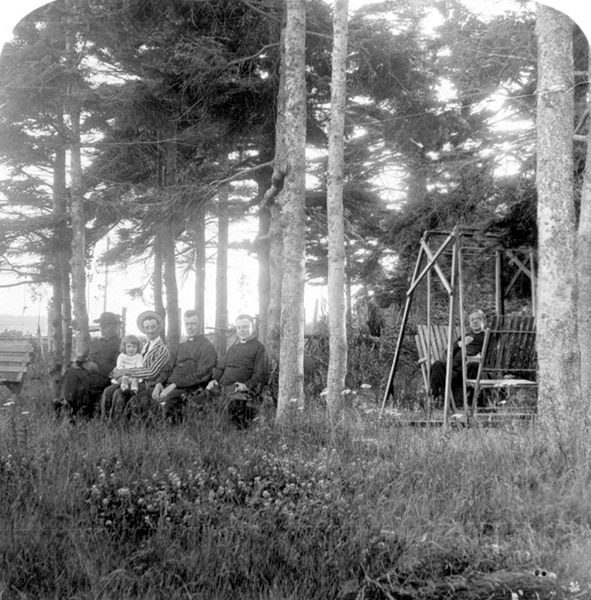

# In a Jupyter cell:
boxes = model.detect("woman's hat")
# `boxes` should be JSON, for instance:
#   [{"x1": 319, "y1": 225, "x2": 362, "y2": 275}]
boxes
[{"x1": 137, "y1": 311, "x2": 165, "y2": 334}]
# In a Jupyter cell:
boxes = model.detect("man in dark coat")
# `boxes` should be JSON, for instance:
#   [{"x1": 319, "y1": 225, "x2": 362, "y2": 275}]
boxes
[
  {"x1": 53, "y1": 311, "x2": 122, "y2": 418},
  {"x1": 206, "y1": 314, "x2": 271, "y2": 428}
]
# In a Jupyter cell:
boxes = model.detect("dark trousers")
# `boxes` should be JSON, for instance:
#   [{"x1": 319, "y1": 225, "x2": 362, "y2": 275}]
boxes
[
  {"x1": 55, "y1": 367, "x2": 110, "y2": 418},
  {"x1": 101, "y1": 384, "x2": 139, "y2": 421},
  {"x1": 429, "y1": 359, "x2": 479, "y2": 407},
  {"x1": 210, "y1": 385, "x2": 258, "y2": 429}
]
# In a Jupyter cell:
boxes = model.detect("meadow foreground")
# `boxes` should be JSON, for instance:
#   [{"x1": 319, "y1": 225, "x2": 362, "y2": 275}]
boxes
[{"x1": 0, "y1": 386, "x2": 590, "y2": 600}]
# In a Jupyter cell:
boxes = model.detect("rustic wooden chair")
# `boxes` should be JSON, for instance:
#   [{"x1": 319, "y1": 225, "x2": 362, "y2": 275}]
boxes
[
  {"x1": 415, "y1": 324, "x2": 459, "y2": 395},
  {"x1": 0, "y1": 339, "x2": 35, "y2": 401},
  {"x1": 466, "y1": 316, "x2": 537, "y2": 418}
]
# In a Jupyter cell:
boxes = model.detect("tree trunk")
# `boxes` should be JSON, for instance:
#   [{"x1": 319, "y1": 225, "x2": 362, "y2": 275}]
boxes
[
  {"x1": 162, "y1": 224, "x2": 180, "y2": 353},
  {"x1": 535, "y1": 4, "x2": 582, "y2": 445},
  {"x1": 68, "y1": 97, "x2": 89, "y2": 360},
  {"x1": 276, "y1": 0, "x2": 307, "y2": 418},
  {"x1": 257, "y1": 179, "x2": 271, "y2": 345},
  {"x1": 214, "y1": 157, "x2": 229, "y2": 357},
  {"x1": 267, "y1": 202, "x2": 283, "y2": 362},
  {"x1": 576, "y1": 52, "x2": 591, "y2": 412},
  {"x1": 254, "y1": 139, "x2": 275, "y2": 346},
  {"x1": 62, "y1": 252, "x2": 73, "y2": 370},
  {"x1": 263, "y1": 23, "x2": 287, "y2": 366},
  {"x1": 326, "y1": 0, "x2": 349, "y2": 421},
  {"x1": 193, "y1": 204, "x2": 206, "y2": 335},
  {"x1": 163, "y1": 134, "x2": 180, "y2": 353},
  {"x1": 51, "y1": 142, "x2": 67, "y2": 368},
  {"x1": 64, "y1": 0, "x2": 89, "y2": 361},
  {"x1": 154, "y1": 230, "x2": 166, "y2": 342}
]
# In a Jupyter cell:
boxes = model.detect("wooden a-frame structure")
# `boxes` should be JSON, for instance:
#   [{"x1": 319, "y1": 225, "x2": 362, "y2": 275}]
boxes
[{"x1": 381, "y1": 226, "x2": 536, "y2": 425}]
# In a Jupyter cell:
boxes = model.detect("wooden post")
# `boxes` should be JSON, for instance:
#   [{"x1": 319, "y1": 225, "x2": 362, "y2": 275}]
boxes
[
  {"x1": 380, "y1": 248, "x2": 424, "y2": 412},
  {"x1": 443, "y1": 230, "x2": 459, "y2": 428},
  {"x1": 457, "y1": 232, "x2": 469, "y2": 417},
  {"x1": 495, "y1": 250, "x2": 504, "y2": 316},
  {"x1": 530, "y1": 249, "x2": 537, "y2": 317}
]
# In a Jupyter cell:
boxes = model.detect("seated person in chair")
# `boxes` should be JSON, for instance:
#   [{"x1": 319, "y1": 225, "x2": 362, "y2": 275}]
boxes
[
  {"x1": 53, "y1": 312, "x2": 122, "y2": 419},
  {"x1": 101, "y1": 311, "x2": 171, "y2": 422},
  {"x1": 206, "y1": 314, "x2": 271, "y2": 428},
  {"x1": 429, "y1": 309, "x2": 486, "y2": 409},
  {"x1": 157, "y1": 310, "x2": 218, "y2": 423}
]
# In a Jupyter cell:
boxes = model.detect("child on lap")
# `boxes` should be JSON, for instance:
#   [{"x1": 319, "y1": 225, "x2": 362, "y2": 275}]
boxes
[{"x1": 111, "y1": 335, "x2": 143, "y2": 392}]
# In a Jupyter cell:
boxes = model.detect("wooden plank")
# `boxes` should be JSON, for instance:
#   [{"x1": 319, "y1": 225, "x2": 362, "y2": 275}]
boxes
[
  {"x1": 469, "y1": 315, "x2": 538, "y2": 418},
  {"x1": 0, "y1": 342, "x2": 34, "y2": 387}
]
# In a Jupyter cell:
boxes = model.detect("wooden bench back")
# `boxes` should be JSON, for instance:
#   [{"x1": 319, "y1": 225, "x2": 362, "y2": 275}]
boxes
[
  {"x1": 480, "y1": 316, "x2": 537, "y2": 381},
  {"x1": 415, "y1": 324, "x2": 459, "y2": 364},
  {"x1": 0, "y1": 340, "x2": 35, "y2": 384}
]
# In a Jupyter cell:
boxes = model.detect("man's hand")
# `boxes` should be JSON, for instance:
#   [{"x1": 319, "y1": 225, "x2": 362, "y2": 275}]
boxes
[
  {"x1": 458, "y1": 336, "x2": 473, "y2": 349},
  {"x1": 161, "y1": 383, "x2": 176, "y2": 398},
  {"x1": 112, "y1": 368, "x2": 127, "y2": 379},
  {"x1": 152, "y1": 383, "x2": 164, "y2": 400},
  {"x1": 206, "y1": 380, "x2": 218, "y2": 391}
]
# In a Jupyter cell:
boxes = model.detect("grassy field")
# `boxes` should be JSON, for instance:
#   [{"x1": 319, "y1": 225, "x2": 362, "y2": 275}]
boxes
[{"x1": 1, "y1": 379, "x2": 590, "y2": 600}]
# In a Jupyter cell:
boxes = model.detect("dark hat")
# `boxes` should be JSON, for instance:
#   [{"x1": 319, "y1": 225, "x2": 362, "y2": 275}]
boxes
[
  {"x1": 137, "y1": 310, "x2": 165, "y2": 334},
  {"x1": 93, "y1": 311, "x2": 121, "y2": 325}
]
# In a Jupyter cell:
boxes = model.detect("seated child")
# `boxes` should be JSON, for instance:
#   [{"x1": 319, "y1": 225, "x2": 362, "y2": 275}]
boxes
[{"x1": 111, "y1": 335, "x2": 143, "y2": 392}]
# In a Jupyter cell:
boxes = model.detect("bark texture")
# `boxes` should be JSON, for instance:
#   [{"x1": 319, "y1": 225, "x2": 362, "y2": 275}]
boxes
[
  {"x1": 215, "y1": 174, "x2": 229, "y2": 357},
  {"x1": 51, "y1": 142, "x2": 67, "y2": 368},
  {"x1": 576, "y1": 52, "x2": 591, "y2": 411},
  {"x1": 276, "y1": 0, "x2": 307, "y2": 418},
  {"x1": 163, "y1": 136, "x2": 180, "y2": 353},
  {"x1": 326, "y1": 0, "x2": 349, "y2": 420},
  {"x1": 193, "y1": 205, "x2": 206, "y2": 335},
  {"x1": 66, "y1": 8, "x2": 89, "y2": 361},
  {"x1": 536, "y1": 4, "x2": 582, "y2": 443}
]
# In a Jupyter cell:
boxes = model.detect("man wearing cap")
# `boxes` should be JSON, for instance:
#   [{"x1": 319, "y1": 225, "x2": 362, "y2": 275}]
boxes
[
  {"x1": 102, "y1": 310, "x2": 171, "y2": 421},
  {"x1": 53, "y1": 311, "x2": 122, "y2": 418}
]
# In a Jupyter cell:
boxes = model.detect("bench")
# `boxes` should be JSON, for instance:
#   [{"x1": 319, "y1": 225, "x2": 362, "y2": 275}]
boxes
[
  {"x1": 0, "y1": 339, "x2": 35, "y2": 401},
  {"x1": 466, "y1": 316, "x2": 537, "y2": 418},
  {"x1": 415, "y1": 324, "x2": 459, "y2": 393}
]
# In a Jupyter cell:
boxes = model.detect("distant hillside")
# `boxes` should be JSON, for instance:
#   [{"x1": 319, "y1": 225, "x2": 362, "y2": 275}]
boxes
[{"x1": 0, "y1": 314, "x2": 47, "y2": 335}]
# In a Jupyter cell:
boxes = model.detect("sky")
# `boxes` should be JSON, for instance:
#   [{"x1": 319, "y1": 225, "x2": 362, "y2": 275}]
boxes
[{"x1": 0, "y1": 0, "x2": 591, "y2": 334}]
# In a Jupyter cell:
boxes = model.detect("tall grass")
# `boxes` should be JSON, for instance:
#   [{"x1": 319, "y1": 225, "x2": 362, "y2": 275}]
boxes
[{"x1": 0, "y1": 380, "x2": 589, "y2": 599}]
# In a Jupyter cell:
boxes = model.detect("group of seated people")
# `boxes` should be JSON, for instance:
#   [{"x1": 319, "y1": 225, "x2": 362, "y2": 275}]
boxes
[{"x1": 53, "y1": 309, "x2": 271, "y2": 427}]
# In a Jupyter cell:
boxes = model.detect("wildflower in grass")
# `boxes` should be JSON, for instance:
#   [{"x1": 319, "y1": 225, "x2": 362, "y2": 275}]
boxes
[
  {"x1": 168, "y1": 472, "x2": 181, "y2": 489},
  {"x1": 117, "y1": 487, "x2": 130, "y2": 497},
  {"x1": 320, "y1": 389, "x2": 328, "y2": 397},
  {"x1": 360, "y1": 383, "x2": 372, "y2": 389},
  {"x1": 3, "y1": 401, "x2": 14, "y2": 407},
  {"x1": 569, "y1": 581, "x2": 581, "y2": 594},
  {"x1": 342, "y1": 389, "x2": 351, "y2": 395}
]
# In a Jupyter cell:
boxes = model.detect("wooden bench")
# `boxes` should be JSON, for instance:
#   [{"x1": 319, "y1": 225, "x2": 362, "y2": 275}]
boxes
[
  {"x1": 466, "y1": 316, "x2": 537, "y2": 418},
  {"x1": 0, "y1": 339, "x2": 35, "y2": 401},
  {"x1": 415, "y1": 324, "x2": 459, "y2": 393}
]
